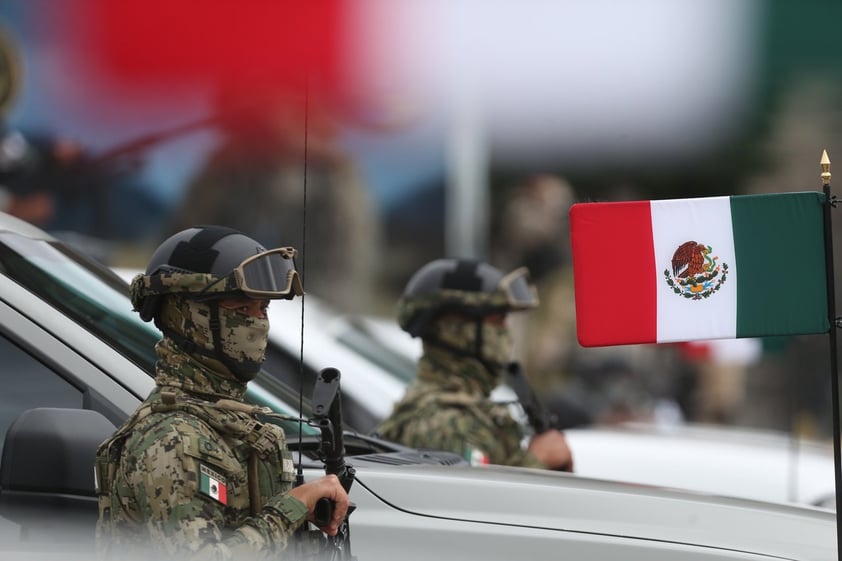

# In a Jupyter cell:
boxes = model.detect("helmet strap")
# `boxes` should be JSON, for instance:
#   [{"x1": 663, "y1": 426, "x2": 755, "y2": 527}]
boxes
[
  {"x1": 472, "y1": 317, "x2": 501, "y2": 377},
  {"x1": 156, "y1": 320, "x2": 207, "y2": 359},
  {"x1": 404, "y1": 308, "x2": 436, "y2": 339}
]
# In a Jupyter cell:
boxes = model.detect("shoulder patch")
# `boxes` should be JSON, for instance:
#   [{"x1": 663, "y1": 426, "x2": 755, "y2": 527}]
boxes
[
  {"x1": 199, "y1": 463, "x2": 228, "y2": 505},
  {"x1": 182, "y1": 432, "x2": 241, "y2": 473}
]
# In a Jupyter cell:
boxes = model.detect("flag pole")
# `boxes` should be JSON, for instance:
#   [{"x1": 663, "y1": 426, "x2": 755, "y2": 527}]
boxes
[{"x1": 820, "y1": 149, "x2": 841, "y2": 552}]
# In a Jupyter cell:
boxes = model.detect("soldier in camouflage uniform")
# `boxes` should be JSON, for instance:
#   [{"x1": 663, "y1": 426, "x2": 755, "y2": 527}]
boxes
[
  {"x1": 377, "y1": 258, "x2": 573, "y2": 470},
  {"x1": 95, "y1": 225, "x2": 349, "y2": 560}
]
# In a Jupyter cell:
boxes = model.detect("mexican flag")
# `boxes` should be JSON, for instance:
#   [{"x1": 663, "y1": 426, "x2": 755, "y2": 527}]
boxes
[
  {"x1": 199, "y1": 464, "x2": 228, "y2": 505},
  {"x1": 569, "y1": 192, "x2": 830, "y2": 347}
]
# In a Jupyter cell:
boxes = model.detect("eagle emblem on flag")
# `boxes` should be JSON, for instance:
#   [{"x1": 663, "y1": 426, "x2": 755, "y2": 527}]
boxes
[{"x1": 663, "y1": 240, "x2": 728, "y2": 300}]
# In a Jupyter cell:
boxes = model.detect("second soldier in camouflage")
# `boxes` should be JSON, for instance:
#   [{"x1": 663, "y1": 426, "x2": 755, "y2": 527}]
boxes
[{"x1": 377, "y1": 258, "x2": 574, "y2": 471}]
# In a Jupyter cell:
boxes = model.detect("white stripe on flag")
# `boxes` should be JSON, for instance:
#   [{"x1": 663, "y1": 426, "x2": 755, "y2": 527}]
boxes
[
  {"x1": 651, "y1": 197, "x2": 738, "y2": 342},
  {"x1": 208, "y1": 477, "x2": 221, "y2": 501}
]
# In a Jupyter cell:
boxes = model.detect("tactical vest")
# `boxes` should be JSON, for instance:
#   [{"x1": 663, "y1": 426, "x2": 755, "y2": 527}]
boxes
[{"x1": 95, "y1": 387, "x2": 296, "y2": 524}]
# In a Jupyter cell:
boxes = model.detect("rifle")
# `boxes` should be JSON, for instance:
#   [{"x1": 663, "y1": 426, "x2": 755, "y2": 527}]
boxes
[
  {"x1": 505, "y1": 361, "x2": 577, "y2": 473},
  {"x1": 309, "y1": 367, "x2": 356, "y2": 560},
  {"x1": 504, "y1": 361, "x2": 559, "y2": 435}
]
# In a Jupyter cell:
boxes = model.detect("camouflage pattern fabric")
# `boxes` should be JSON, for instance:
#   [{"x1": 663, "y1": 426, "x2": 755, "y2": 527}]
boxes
[
  {"x1": 157, "y1": 294, "x2": 271, "y2": 377},
  {"x1": 130, "y1": 271, "x2": 242, "y2": 308},
  {"x1": 95, "y1": 337, "x2": 307, "y2": 560},
  {"x1": 377, "y1": 346, "x2": 546, "y2": 469},
  {"x1": 427, "y1": 316, "x2": 513, "y2": 370}
]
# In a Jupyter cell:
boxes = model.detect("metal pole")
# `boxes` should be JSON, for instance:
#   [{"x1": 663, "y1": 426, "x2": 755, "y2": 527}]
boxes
[
  {"x1": 819, "y1": 149, "x2": 841, "y2": 556},
  {"x1": 445, "y1": 87, "x2": 490, "y2": 261}
]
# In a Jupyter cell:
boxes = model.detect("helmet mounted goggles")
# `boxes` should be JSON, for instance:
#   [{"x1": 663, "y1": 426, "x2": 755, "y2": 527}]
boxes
[
  {"x1": 432, "y1": 266, "x2": 538, "y2": 314},
  {"x1": 199, "y1": 246, "x2": 304, "y2": 299},
  {"x1": 397, "y1": 260, "x2": 538, "y2": 337},
  {"x1": 497, "y1": 267, "x2": 538, "y2": 310},
  {"x1": 132, "y1": 246, "x2": 304, "y2": 307}
]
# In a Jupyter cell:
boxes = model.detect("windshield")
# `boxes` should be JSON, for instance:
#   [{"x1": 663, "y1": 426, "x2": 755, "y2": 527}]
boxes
[
  {"x1": 0, "y1": 231, "x2": 161, "y2": 367},
  {"x1": 334, "y1": 316, "x2": 418, "y2": 384},
  {"x1": 0, "y1": 230, "x2": 318, "y2": 435}
]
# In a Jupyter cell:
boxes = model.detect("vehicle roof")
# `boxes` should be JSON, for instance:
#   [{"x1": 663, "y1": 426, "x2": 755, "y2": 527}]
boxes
[{"x1": 0, "y1": 211, "x2": 58, "y2": 240}]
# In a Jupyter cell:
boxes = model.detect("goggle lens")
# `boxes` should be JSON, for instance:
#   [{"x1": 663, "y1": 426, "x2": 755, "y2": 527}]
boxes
[
  {"x1": 499, "y1": 267, "x2": 538, "y2": 308},
  {"x1": 234, "y1": 247, "x2": 304, "y2": 298}
]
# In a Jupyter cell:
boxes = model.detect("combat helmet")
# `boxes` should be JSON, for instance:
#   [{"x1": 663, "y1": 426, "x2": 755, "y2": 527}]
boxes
[
  {"x1": 130, "y1": 225, "x2": 304, "y2": 380},
  {"x1": 397, "y1": 258, "x2": 538, "y2": 339}
]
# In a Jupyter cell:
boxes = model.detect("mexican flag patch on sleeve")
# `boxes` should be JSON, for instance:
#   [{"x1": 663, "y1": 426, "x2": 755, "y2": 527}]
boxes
[
  {"x1": 199, "y1": 463, "x2": 228, "y2": 505},
  {"x1": 464, "y1": 445, "x2": 490, "y2": 466}
]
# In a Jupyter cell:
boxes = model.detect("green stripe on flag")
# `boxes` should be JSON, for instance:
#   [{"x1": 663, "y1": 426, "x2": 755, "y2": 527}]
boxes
[{"x1": 730, "y1": 192, "x2": 829, "y2": 337}]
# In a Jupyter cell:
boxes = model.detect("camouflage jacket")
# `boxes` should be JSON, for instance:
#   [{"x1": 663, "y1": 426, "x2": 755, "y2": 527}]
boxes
[
  {"x1": 377, "y1": 348, "x2": 545, "y2": 469},
  {"x1": 95, "y1": 338, "x2": 307, "y2": 561}
]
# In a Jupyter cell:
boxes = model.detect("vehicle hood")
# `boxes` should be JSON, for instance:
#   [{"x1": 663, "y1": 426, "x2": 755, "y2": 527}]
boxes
[{"x1": 352, "y1": 463, "x2": 835, "y2": 560}]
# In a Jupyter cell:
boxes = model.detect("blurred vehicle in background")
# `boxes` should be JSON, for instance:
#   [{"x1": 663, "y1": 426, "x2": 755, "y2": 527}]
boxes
[{"x1": 564, "y1": 422, "x2": 835, "y2": 509}]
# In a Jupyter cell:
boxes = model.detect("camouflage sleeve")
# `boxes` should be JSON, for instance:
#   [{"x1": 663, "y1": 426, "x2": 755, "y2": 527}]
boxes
[
  {"x1": 482, "y1": 403, "x2": 548, "y2": 469},
  {"x1": 223, "y1": 494, "x2": 309, "y2": 559},
  {"x1": 123, "y1": 415, "x2": 307, "y2": 560},
  {"x1": 503, "y1": 447, "x2": 547, "y2": 469}
]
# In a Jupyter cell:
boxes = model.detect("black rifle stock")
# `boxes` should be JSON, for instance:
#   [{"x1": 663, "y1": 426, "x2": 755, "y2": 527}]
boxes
[
  {"x1": 310, "y1": 367, "x2": 356, "y2": 558},
  {"x1": 505, "y1": 361, "x2": 558, "y2": 435},
  {"x1": 506, "y1": 361, "x2": 576, "y2": 473}
]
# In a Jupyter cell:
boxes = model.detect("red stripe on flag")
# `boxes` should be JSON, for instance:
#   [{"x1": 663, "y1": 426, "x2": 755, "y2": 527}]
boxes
[{"x1": 569, "y1": 201, "x2": 658, "y2": 346}]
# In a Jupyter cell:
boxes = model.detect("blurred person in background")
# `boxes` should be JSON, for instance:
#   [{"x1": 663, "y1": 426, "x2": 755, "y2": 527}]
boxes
[
  {"x1": 0, "y1": 128, "x2": 73, "y2": 225},
  {"x1": 0, "y1": 30, "x2": 84, "y2": 228},
  {"x1": 492, "y1": 174, "x2": 578, "y2": 397},
  {"x1": 672, "y1": 338, "x2": 761, "y2": 425},
  {"x1": 0, "y1": 124, "x2": 166, "y2": 261},
  {"x1": 492, "y1": 175, "x2": 684, "y2": 427},
  {"x1": 168, "y1": 85, "x2": 380, "y2": 313},
  {"x1": 0, "y1": 21, "x2": 165, "y2": 259},
  {"x1": 377, "y1": 257, "x2": 574, "y2": 470}
]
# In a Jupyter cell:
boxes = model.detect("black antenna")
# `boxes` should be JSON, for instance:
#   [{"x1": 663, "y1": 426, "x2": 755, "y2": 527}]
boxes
[{"x1": 295, "y1": 77, "x2": 311, "y2": 487}]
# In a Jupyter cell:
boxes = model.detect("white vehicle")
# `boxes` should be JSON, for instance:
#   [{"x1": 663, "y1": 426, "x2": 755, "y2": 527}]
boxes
[{"x1": 264, "y1": 296, "x2": 407, "y2": 432}]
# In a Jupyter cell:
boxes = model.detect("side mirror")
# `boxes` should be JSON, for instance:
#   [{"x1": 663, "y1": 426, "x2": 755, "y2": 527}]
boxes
[
  {"x1": 1, "y1": 407, "x2": 116, "y2": 495},
  {"x1": 0, "y1": 407, "x2": 116, "y2": 548}
]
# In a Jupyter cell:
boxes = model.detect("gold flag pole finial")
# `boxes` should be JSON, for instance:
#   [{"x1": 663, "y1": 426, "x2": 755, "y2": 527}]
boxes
[{"x1": 821, "y1": 149, "x2": 832, "y2": 186}]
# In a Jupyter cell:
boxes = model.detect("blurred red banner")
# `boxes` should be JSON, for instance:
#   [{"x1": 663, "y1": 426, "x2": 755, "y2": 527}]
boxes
[{"x1": 78, "y1": 0, "x2": 348, "y2": 98}]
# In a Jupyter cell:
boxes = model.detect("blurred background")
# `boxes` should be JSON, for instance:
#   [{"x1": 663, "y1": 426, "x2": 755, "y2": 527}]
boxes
[{"x1": 0, "y1": 0, "x2": 841, "y2": 439}]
